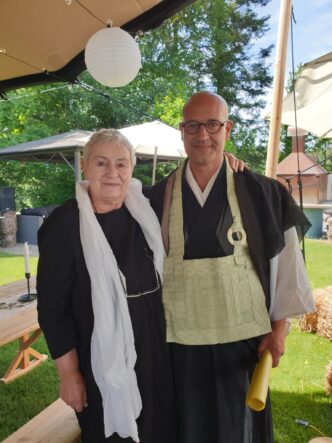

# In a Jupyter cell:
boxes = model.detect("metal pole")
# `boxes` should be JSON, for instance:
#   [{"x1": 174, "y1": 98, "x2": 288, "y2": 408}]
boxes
[
  {"x1": 265, "y1": 0, "x2": 293, "y2": 178},
  {"x1": 152, "y1": 146, "x2": 158, "y2": 185},
  {"x1": 74, "y1": 148, "x2": 81, "y2": 181}
]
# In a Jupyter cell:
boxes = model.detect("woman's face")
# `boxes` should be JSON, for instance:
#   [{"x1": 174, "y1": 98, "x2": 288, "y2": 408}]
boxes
[{"x1": 82, "y1": 142, "x2": 133, "y2": 211}]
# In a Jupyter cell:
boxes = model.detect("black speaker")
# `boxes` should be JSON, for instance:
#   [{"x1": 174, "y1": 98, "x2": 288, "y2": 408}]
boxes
[{"x1": 0, "y1": 187, "x2": 16, "y2": 211}]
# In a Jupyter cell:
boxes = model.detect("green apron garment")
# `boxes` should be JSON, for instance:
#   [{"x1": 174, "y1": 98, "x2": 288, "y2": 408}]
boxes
[{"x1": 162, "y1": 158, "x2": 272, "y2": 345}]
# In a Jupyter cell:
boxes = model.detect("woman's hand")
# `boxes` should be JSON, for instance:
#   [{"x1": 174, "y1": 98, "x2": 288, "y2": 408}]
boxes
[
  {"x1": 55, "y1": 348, "x2": 88, "y2": 412},
  {"x1": 258, "y1": 319, "x2": 286, "y2": 367},
  {"x1": 59, "y1": 371, "x2": 88, "y2": 412},
  {"x1": 224, "y1": 152, "x2": 246, "y2": 172}
]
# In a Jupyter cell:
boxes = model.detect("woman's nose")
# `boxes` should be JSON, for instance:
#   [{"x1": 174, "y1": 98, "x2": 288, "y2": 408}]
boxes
[{"x1": 106, "y1": 163, "x2": 117, "y2": 176}]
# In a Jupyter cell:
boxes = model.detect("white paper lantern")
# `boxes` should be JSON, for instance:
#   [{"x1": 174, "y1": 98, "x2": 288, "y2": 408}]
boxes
[{"x1": 85, "y1": 27, "x2": 141, "y2": 87}]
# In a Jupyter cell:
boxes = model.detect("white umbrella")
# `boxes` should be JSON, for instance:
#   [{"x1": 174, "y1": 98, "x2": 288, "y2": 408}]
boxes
[
  {"x1": 120, "y1": 121, "x2": 186, "y2": 184},
  {"x1": 280, "y1": 52, "x2": 332, "y2": 138}
]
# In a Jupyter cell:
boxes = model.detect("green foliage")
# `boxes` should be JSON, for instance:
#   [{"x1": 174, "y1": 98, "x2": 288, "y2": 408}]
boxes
[
  {"x1": 227, "y1": 122, "x2": 269, "y2": 173},
  {"x1": 0, "y1": 0, "x2": 275, "y2": 206},
  {"x1": 304, "y1": 137, "x2": 332, "y2": 174},
  {"x1": 0, "y1": 161, "x2": 75, "y2": 210},
  {"x1": 133, "y1": 161, "x2": 180, "y2": 186},
  {"x1": 139, "y1": 0, "x2": 273, "y2": 122},
  {"x1": 153, "y1": 95, "x2": 186, "y2": 128}
]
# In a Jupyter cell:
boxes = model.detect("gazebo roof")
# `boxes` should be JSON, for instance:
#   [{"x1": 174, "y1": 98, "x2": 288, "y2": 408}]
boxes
[
  {"x1": 277, "y1": 152, "x2": 327, "y2": 176},
  {"x1": 0, "y1": 130, "x2": 92, "y2": 163},
  {"x1": 0, "y1": 123, "x2": 186, "y2": 163}
]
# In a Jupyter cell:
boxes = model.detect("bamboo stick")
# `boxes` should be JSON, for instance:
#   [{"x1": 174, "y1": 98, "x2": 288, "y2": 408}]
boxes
[{"x1": 265, "y1": 0, "x2": 293, "y2": 178}]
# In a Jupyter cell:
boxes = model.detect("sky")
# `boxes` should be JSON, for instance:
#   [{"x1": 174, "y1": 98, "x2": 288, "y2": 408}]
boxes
[{"x1": 254, "y1": 0, "x2": 332, "y2": 110}]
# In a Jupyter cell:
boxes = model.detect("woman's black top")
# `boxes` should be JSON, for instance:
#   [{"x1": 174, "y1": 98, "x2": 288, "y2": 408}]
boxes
[{"x1": 37, "y1": 200, "x2": 176, "y2": 443}]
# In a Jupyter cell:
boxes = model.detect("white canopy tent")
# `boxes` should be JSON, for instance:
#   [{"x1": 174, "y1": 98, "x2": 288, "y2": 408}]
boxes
[
  {"x1": 280, "y1": 52, "x2": 332, "y2": 139},
  {"x1": 120, "y1": 120, "x2": 186, "y2": 183},
  {"x1": 0, "y1": 123, "x2": 186, "y2": 183},
  {"x1": 0, "y1": 130, "x2": 92, "y2": 180},
  {"x1": 264, "y1": 2, "x2": 331, "y2": 177}
]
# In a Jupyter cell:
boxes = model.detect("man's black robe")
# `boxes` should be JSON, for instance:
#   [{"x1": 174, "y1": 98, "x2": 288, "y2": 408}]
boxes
[{"x1": 145, "y1": 163, "x2": 310, "y2": 443}]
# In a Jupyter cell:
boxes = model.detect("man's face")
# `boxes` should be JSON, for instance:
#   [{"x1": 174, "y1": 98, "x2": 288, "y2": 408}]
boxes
[{"x1": 180, "y1": 94, "x2": 233, "y2": 169}]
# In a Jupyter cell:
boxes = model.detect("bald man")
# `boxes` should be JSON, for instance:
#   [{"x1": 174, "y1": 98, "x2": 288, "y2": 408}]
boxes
[{"x1": 146, "y1": 92, "x2": 313, "y2": 443}]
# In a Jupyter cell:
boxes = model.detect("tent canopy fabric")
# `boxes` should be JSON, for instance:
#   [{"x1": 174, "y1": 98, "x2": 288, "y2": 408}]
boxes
[
  {"x1": 0, "y1": 124, "x2": 185, "y2": 163},
  {"x1": 0, "y1": 130, "x2": 92, "y2": 162},
  {"x1": 279, "y1": 52, "x2": 332, "y2": 138},
  {"x1": 0, "y1": 0, "x2": 194, "y2": 94},
  {"x1": 120, "y1": 121, "x2": 186, "y2": 160}
]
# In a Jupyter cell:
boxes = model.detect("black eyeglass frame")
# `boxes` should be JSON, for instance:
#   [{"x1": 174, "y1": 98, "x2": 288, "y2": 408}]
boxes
[{"x1": 180, "y1": 119, "x2": 228, "y2": 134}]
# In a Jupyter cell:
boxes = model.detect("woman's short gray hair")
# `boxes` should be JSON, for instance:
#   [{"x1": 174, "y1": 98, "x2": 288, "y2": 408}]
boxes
[{"x1": 83, "y1": 128, "x2": 136, "y2": 167}]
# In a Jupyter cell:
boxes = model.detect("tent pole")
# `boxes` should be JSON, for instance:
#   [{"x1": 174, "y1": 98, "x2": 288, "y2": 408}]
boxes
[
  {"x1": 59, "y1": 153, "x2": 75, "y2": 173},
  {"x1": 152, "y1": 146, "x2": 158, "y2": 185},
  {"x1": 265, "y1": 0, "x2": 293, "y2": 178},
  {"x1": 74, "y1": 148, "x2": 81, "y2": 181}
]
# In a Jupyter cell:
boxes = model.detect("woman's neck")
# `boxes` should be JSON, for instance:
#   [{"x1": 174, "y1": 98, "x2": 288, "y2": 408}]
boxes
[{"x1": 90, "y1": 195, "x2": 123, "y2": 214}]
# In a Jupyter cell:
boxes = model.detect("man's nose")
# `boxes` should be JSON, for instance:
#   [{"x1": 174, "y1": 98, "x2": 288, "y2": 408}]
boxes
[{"x1": 196, "y1": 123, "x2": 209, "y2": 138}]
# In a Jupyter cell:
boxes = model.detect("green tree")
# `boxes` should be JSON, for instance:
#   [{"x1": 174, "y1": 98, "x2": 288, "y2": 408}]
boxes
[
  {"x1": 0, "y1": 0, "x2": 274, "y2": 206},
  {"x1": 138, "y1": 0, "x2": 273, "y2": 122},
  {"x1": 0, "y1": 161, "x2": 75, "y2": 210}
]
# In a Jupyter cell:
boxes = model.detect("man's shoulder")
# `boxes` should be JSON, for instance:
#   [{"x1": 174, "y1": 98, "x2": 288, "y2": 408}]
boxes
[
  {"x1": 239, "y1": 168, "x2": 281, "y2": 186},
  {"x1": 236, "y1": 168, "x2": 287, "y2": 198},
  {"x1": 235, "y1": 168, "x2": 310, "y2": 239}
]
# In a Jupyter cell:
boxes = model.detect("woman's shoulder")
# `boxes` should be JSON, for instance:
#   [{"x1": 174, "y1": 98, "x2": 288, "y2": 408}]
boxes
[
  {"x1": 49, "y1": 198, "x2": 77, "y2": 218},
  {"x1": 38, "y1": 199, "x2": 78, "y2": 241}
]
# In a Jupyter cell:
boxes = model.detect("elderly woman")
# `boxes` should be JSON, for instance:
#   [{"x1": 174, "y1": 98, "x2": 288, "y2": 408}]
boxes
[{"x1": 37, "y1": 129, "x2": 177, "y2": 443}]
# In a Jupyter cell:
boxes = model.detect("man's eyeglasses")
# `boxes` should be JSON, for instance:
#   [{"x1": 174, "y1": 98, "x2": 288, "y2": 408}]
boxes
[{"x1": 180, "y1": 120, "x2": 228, "y2": 134}]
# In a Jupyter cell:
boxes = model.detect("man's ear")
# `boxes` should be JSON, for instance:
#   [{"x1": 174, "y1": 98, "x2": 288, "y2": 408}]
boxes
[{"x1": 225, "y1": 120, "x2": 233, "y2": 140}]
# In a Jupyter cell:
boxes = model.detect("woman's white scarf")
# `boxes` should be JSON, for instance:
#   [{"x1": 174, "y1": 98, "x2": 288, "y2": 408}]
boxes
[{"x1": 76, "y1": 179, "x2": 164, "y2": 442}]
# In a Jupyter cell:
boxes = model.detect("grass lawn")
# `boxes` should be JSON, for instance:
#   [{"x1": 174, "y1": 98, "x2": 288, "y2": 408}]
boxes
[
  {"x1": 0, "y1": 337, "x2": 59, "y2": 440},
  {"x1": 305, "y1": 239, "x2": 332, "y2": 289},
  {"x1": 0, "y1": 251, "x2": 38, "y2": 285},
  {"x1": 0, "y1": 239, "x2": 331, "y2": 441},
  {"x1": 270, "y1": 324, "x2": 332, "y2": 442}
]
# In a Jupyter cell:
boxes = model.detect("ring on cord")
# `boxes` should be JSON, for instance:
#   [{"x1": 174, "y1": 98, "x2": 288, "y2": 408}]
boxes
[{"x1": 227, "y1": 227, "x2": 247, "y2": 245}]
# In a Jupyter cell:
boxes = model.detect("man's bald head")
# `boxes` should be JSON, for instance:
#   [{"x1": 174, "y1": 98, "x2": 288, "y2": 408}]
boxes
[
  {"x1": 179, "y1": 91, "x2": 233, "y2": 177},
  {"x1": 182, "y1": 91, "x2": 229, "y2": 120}
]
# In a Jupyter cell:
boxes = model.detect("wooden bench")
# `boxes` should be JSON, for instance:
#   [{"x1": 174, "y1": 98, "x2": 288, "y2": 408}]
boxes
[
  {"x1": 2, "y1": 398, "x2": 81, "y2": 443},
  {"x1": 0, "y1": 277, "x2": 47, "y2": 383}
]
